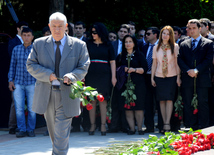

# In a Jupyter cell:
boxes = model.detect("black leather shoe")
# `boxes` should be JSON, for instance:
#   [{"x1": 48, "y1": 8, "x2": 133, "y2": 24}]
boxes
[
  {"x1": 138, "y1": 130, "x2": 144, "y2": 135},
  {"x1": 27, "y1": 131, "x2": 35, "y2": 137},
  {"x1": 127, "y1": 130, "x2": 135, "y2": 135},
  {"x1": 143, "y1": 129, "x2": 154, "y2": 133},
  {"x1": 88, "y1": 131, "x2": 94, "y2": 135},
  {"x1": 16, "y1": 131, "x2": 27, "y2": 138},
  {"x1": 9, "y1": 128, "x2": 16, "y2": 134},
  {"x1": 101, "y1": 132, "x2": 106, "y2": 136}
]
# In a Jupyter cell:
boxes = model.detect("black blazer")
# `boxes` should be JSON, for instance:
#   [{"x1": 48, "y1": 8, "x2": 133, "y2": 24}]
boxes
[
  {"x1": 8, "y1": 35, "x2": 22, "y2": 57},
  {"x1": 177, "y1": 37, "x2": 213, "y2": 87},
  {"x1": 140, "y1": 43, "x2": 149, "y2": 57},
  {"x1": 111, "y1": 40, "x2": 120, "y2": 57}
]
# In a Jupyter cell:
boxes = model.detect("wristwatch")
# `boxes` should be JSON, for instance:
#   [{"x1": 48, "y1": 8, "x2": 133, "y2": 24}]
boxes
[{"x1": 194, "y1": 68, "x2": 198, "y2": 74}]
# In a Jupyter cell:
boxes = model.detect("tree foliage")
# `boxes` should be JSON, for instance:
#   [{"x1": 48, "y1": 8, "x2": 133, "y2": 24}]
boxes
[{"x1": 1, "y1": 0, "x2": 214, "y2": 38}]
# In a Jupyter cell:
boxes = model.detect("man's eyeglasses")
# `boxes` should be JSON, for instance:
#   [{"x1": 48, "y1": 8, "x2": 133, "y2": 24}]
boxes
[
  {"x1": 139, "y1": 34, "x2": 144, "y2": 37},
  {"x1": 92, "y1": 31, "x2": 98, "y2": 35},
  {"x1": 146, "y1": 32, "x2": 153, "y2": 36}
]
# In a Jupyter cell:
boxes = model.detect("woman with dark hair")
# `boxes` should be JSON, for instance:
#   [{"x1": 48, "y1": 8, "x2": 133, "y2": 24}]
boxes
[
  {"x1": 85, "y1": 22, "x2": 117, "y2": 136},
  {"x1": 151, "y1": 25, "x2": 181, "y2": 133},
  {"x1": 116, "y1": 34, "x2": 148, "y2": 135}
]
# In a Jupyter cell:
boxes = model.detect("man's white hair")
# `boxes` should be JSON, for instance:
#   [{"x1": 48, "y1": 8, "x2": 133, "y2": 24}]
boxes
[{"x1": 49, "y1": 12, "x2": 67, "y2": 25}]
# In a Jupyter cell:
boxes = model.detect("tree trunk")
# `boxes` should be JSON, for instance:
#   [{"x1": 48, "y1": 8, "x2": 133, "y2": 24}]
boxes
[{"x1": 49, "y1": 0, "x2": 64, "y2": 15}]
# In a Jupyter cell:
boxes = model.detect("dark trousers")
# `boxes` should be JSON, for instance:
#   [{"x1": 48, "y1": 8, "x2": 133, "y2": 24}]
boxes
[
  {"x1": 110, "y1": 87, "x2": 129, "y2": 131},
  {"x1": 72, "y1": 107, "x2": 90, "y2": 130},
  {"x1": 208, "y1": 85, "x2": 214, "y2": 126},
  {"x1": 182, "y1": 87, "x2": 209, "y2": 130},
  {"x1": 144, "y1": 74, "x2": 155, "y2": 130}
]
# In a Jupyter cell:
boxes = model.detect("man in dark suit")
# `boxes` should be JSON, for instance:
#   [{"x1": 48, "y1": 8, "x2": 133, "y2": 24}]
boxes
[
  {"x1": 178, "y1": 19, "x2": 213, "y2": 130},
  {"x1": 8, "y1": 21, "x2": 28, "y2": 57},
  {"x1": 7, "y1": 21, "x2": 28, "y2": 134},
  {"x1": 71, "y1": 21, "x2": 89, "y2": 132},
  {"x1": 108, "y1": 24, "x2": 130, "y2": 133},
  {"x1": 27, "y1": 12, "x2": 90, "y2": 154},
  {"x1": 112, "y1": 24, "x2": 130, "y2": 57},
  {"x1": 140, "y1": 27, "x2": 160, "y2": 133}
]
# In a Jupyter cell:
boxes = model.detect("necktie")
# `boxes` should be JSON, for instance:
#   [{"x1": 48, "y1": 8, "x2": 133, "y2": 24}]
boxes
[
  {"x1": 192, "y1": 39, "x2": 197, "y2": 51},
  {"x1": 147, "y1": 44, "x2": 154, "y2": 72},
  {"x1": 55, "y1": 41, "x2": 61, "y2": 77}
]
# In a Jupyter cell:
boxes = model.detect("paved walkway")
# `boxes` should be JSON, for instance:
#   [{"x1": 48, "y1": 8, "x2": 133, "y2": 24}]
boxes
[{"x1": 0, "y1": 126, "x2": 214, "y2": 155}]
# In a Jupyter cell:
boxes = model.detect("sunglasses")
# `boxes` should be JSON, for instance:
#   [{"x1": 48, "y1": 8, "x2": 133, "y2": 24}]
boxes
[
  {"x1": 92, "y1": 31, "x2": 98, "y2": 35},
  {"x1": 139, "y1": 34, "x2": 144, "y2": 37},
  {"x1": 109, "y1": 35, "x2": 116, "y2": 39},
  {"x1": 146, "y1": 32, "x2": 153, "y2": 36}
]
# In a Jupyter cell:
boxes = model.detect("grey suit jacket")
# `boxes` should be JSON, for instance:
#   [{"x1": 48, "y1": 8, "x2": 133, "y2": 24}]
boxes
[{"x1": 26, "y1": 35, "x2": 90, "y2": 117}]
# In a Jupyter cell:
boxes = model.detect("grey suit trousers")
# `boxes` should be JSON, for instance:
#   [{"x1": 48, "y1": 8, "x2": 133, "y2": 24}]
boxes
[{"x1": 44, "y1": 89, "x2": 72, "y2": 155}]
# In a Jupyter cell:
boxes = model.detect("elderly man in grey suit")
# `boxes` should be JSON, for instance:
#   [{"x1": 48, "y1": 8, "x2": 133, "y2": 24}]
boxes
[{"x1": 26, "y1": 12, "x2": 90, "y2": 155}]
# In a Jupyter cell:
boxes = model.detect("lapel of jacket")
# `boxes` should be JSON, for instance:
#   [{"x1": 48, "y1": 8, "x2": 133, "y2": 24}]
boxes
[
  {"x1": 60, "y1": 36, "x2": 73, "y2": 65},
  {"x1": 45, "y1": 36, "x2": 55, "y2": 63}
]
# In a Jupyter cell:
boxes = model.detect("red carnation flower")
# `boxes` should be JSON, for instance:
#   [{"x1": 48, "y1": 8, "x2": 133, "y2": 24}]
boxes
[
  {"x1": 193, "y1": 109, "x2": 198, "y2": 114},
  {"x1": 179, "y1": 116, "x2": 182, "y2": 120},
  {"x1": 86, "y1": 103, "x2": 93, "y2": 110},
  {"x1": 174, "y1": 113, "x2": 178, "y2": 117},
  {"x1": 97, "y1": 94, "x2": 104, "y2": 102}
]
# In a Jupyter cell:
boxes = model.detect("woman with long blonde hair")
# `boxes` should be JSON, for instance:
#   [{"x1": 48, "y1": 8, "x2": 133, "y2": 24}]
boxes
[{"x1": 151, "y1": 25, "x2": 181, "y2": 133}]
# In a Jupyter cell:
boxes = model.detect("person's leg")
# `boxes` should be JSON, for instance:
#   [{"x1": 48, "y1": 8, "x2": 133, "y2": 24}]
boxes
[
  {"x1": 144, "y1": 74, "x2": 155, "y2": 131},
  {"x1": 45, "y1": 90, "x2": 72, "y2": 155},
  {"x1": 89, "y1": 100, "x2": 97, "y2": 132},
  {"x1": 165, "y1": 100, "x2": 173, "y2": 130},
  {"x1": 134, "y1": 110, "x2": 144, "y2": 131},
  {"x1": 99, "y1": 100, "x2": 107, "y2": 133},
  {"x1": 125, "y1": 110, "x2": 135, "y2": 131},
  {"x1": 197, "y1": 87, "x2": 209, "y2": 129},
  {"x1": 25, "y1": 84, "x2": 36, "y2": 133},
  {"x1": 181, "y1": 87, "x2": 196, "y2": 129},
  {"x1": 13, "y1": 84, "x2": 26, "y2": 133},
  {"x1": 8, "y1": 92, "x2": 17, "y2": 134},
  {"x1": 159, "y1": 101, "x2": 166, "y2": 124}
]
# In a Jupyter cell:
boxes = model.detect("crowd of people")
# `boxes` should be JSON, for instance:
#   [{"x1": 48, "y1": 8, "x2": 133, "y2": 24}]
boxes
[{"x1": 6, "y1": 11, "x2": 214, "y2": 154}]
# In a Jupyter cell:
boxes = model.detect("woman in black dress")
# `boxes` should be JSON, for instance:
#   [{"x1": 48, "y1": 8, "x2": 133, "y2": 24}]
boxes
[
  {"x1": 85, "y1": 22, "x2": 117, "y2": 136},
  {"x1": 116, "y1": 35, "x2": 148, "y2": 135}
]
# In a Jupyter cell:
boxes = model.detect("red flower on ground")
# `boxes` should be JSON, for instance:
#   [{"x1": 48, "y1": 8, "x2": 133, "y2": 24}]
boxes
[
  {"x1": 86, "y1": 103, "x2": 93, "y2": 110},
  {"x1": 193, "y1": 109, "x2": 198, "y2": 114},
  {"x1": 97, "y1": 94, "x2": 104, "y2": 102}
]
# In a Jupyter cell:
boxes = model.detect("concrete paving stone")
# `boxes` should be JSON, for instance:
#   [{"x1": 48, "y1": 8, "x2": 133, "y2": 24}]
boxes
[{"x1": 0, "y1": 126, "x2": 213, "y2": 155}]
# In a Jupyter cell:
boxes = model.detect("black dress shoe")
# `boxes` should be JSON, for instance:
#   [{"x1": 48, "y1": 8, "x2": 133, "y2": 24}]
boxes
[
  {"x1": 127, "y1": 130, "x2": 135, "y2": 135},
  {"x1": 27, "y1": 131, "x2": 35, "y2": 137},
  {"x1": 101, "y1": 131, "x2": 106, "y2": 136},
  {"x1": 143, "y1": 129, "x2": 154, "y2": 133},
  {"x1": 9, "y1": 128, "x2": 16, "y2": 134},
  {"x1": 138, "y1": 130, "x2": 144, "y2": 135},
  {"x1": 16, "y1": 131, "x2": 27, "y2": 138},
  {"x1": 88, "y1": 131, "x2": 94, "y2": 135},
  {"x1": 70, "y1": 127, "x2": 80, "y2": 132}
]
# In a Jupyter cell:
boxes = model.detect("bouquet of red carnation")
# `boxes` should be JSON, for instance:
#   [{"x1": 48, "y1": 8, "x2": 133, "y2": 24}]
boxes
[
  {"x1": 121, "y1": 53, "x2": 137, "y2": 109},
  {"x1": 69, "y1": 81, "x2": 104, "y2": 110}
]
